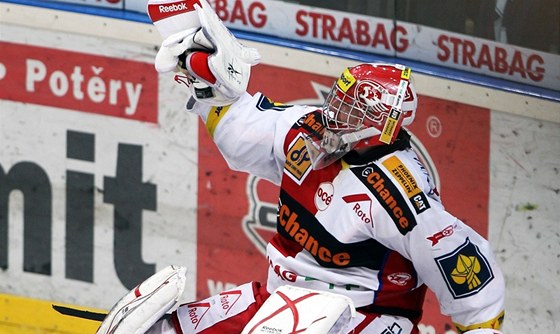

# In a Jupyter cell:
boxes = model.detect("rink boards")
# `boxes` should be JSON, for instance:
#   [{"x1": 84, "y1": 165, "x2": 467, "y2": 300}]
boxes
[
  {"x1": 0, "y1": 294, "x2": 102, "y2": 333},
  {"x1": 0, "y1": 3, "x2": 559, "y2": 334}
]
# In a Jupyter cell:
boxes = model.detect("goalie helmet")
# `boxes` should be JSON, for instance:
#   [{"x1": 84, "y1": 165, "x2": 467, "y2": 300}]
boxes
[{"x1": 305, "y1": 63, "x2": 418, "y2": 169}]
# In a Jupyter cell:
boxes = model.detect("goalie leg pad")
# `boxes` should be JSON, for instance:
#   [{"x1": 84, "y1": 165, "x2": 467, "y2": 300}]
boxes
[
  {"x1": 241, "y1": 285, "x2": 356, "y2": 334},
  {"x1": 96, "y1": 265, "x2": 187, "y2": 334}
]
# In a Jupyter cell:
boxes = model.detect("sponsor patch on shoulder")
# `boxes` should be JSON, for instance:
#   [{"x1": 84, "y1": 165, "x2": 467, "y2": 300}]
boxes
[
  {"x1": 284, "y1": 134, "x2": 312, "y2": 184},
  {"x1": 435, "y1": 238, "x2": 494, "y2": 299},
  {"x1": 382, "y1": 156, "x2": 430, "y2": 214}
]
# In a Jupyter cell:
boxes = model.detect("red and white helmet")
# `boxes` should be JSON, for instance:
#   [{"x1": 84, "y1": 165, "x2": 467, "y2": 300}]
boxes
[{"x1": 305, "y1": 63, "x2": 418, "y2": 169}]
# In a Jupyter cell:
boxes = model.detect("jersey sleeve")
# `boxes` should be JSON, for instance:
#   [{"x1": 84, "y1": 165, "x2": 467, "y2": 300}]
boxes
[
  {"x1": 410, "y1": 206, "x2": 505, "y2": 332},
  {"x1": 369, "y1": 149, "x2": 505, "y2": 332},
  {"x1": 187, "y1": 92, "x2": 309, "y2": 185}
]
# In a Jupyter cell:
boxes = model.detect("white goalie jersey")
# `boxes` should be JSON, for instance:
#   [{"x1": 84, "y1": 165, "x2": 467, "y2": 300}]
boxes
[{"x1": 188, "y1": 91, "x2": 505, "y2": 333}]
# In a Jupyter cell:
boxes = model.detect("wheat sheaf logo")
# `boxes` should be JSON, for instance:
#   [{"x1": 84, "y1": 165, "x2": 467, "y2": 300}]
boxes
[
  {"x1": 451, "y1": 254, "x2": 482, "y2": 290},
  {"x1": 435, "y1": 238, "x2": 494, "y2": 298}
]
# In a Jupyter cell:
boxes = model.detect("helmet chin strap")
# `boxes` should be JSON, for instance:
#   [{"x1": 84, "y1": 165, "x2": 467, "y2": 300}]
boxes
[
  {"x1": 308, "y1": 126, "x2": 384, "y2": 170},
  {"x1": 322, "y1": 127, "x2": 382, "y2": 154},
  {"x1": 339, "y1": 127, "x2": 382, "y2": 146}
]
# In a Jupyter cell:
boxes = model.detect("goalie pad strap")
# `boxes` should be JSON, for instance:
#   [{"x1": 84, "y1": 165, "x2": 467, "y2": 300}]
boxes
[{"x1": 357, "y1": 304, "x2": 421, "y2": 320}]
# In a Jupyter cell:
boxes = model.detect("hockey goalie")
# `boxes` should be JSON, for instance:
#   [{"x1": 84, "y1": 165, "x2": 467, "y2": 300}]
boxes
[{"x1": 96, "y1": 0, "x2": 506, "y2": 333}]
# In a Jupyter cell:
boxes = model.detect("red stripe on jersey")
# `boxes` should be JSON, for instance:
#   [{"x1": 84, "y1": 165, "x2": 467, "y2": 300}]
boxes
[
  {"x1": 373, "y1": 251, "x2": 425, "y2": 321},
  {"x1": 342, "y1": 193, "x2": 371, "y2": 203},
  {"x1": 269, "y1": 233, "x2": 303, "y2": 258}
]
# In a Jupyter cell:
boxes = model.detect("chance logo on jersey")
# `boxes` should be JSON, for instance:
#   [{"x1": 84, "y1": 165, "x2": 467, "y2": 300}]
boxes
[
  {"x1": 435, "y1": 238, "x2": 494, "y2": 299},
  {"x1": 353, "y1": 165, "x2": 417, "y2": 235}
]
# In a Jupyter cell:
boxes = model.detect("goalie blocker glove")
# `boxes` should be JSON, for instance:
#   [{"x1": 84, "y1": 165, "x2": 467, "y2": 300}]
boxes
[{"x1": 148, "y1": 0, "x2": 261, "y2": 106}]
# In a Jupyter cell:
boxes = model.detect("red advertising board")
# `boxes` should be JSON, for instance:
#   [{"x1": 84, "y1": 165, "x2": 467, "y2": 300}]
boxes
[
  {"x1": 197, "y1": 64, "x2": 489, "y2": 332},
  {"x1": 0, "y1": 42, "x2": 158, "y2": 123}
]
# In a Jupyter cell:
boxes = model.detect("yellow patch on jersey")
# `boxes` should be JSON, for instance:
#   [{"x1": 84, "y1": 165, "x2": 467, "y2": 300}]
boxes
[
  {"x1": 382, "y1": 155, "x2": 430, "y2": 214},
  {"x1": 454, "y1": 310, "x2": 504, "y2": 333},
  {"x1": 206, "y1": 105, "x2": 231, "y2": 137},
  {"x1": 435, "y1": 238, "x2": 494, "y2": 299},
  {"x1": 382, "y1": 156, "x2": 421, "y2": 197},
  {"x1": 285, "y1": 135, "x2": 312, "y2": 184}
]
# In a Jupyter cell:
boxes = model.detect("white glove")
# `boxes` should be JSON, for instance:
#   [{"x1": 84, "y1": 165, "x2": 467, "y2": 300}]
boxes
[
  {"x1": 195, "y1": 0, "x2": 260, "y2": 100},
  {"x1": 154, "y1": 27, "x2": 213, "y2": 73},
  {"x1": 152, "y1": 0, "x2": 260, "y2": 106},
  {"x1": 154, "y1": 26, "x2": 242, "y2": 106}
]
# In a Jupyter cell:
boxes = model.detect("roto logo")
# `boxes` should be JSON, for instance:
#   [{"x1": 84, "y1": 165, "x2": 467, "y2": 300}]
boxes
[
  {"x1": 342, "y1": 193, "x2": 373, "y2": 227},
  {"x1": 314, "y1": 182, "x2": 334, "y2": 211},
  {"x1": 219, "y1": 290, "x2": 242, "y2": 314},
  {"x1": 186, "y1": 302, "x2": 211, "y2": 329}
]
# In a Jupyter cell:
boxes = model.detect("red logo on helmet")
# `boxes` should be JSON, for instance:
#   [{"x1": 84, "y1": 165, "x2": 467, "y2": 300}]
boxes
[{"x1": 357, "y1": 81, "x2": 389, "y2": 114}]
